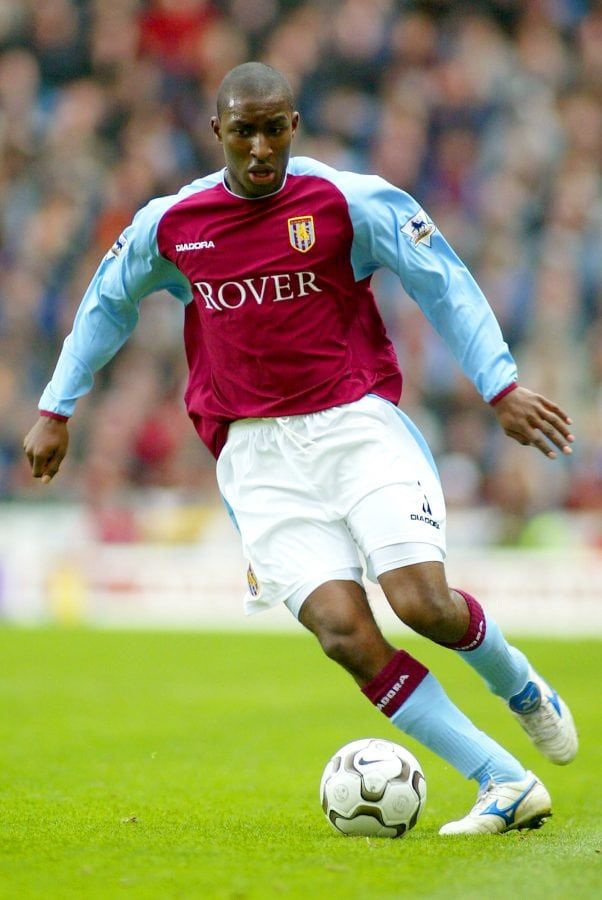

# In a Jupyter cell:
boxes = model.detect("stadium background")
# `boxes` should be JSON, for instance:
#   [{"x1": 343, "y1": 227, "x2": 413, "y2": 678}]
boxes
[{"x1": 0, "y1": 0, "x2": 600, "y2": 627}]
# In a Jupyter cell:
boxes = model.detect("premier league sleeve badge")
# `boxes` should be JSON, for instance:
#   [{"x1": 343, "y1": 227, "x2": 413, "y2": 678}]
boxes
[{"x1": 400, "y1": 209, "x2": 436, "y2": 247}]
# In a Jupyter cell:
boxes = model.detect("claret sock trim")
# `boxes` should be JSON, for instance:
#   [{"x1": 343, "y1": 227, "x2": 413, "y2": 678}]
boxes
[
  {"x1": 440, "y1": 589, "x2": 486, "y2": 651},
  {"x1": 361, "y1": 650, "x2": 429, "y2": 718}
]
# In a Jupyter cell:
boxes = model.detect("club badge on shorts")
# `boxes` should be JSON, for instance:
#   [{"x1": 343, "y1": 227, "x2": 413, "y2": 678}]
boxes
[
  {"x1": 247, "y1": 564, "x2": 261, "y2": 598},
  {"x1": 288, "y1": 215, "x2": 315, "y2": 253}
]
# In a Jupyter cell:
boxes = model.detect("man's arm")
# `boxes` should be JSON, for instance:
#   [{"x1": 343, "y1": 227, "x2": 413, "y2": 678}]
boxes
[
  {"x1": 340, "y1": 172, "x2": 574, "y2": 458},
  {"x1": 24, "y1": 197, "x2": 193, "y2": 483}
]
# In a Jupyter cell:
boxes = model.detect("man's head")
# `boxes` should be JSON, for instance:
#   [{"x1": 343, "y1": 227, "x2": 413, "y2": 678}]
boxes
[{"x1": 211, "y1": 62, "x2": 299, "y2": 199}]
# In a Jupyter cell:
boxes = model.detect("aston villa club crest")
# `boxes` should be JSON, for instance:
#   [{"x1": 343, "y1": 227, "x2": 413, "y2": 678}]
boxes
[
  {"x1": 288, "y1": 215, "x2": 315, "y2": 253},
  {"x1": 401, "y1": 209, "x2": 436, "y2": 247},
  {"x1": 247, "y1": 564, "x2": 261, "y2": 598}
]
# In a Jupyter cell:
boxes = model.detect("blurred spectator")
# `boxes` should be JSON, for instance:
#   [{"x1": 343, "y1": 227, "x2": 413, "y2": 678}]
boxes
[
  {"x1": 138, "y1": 0, "x2": 218, "y2": 75},
  {"x1": 0, "y1": 0, "x2": 600, "y2": 547}
]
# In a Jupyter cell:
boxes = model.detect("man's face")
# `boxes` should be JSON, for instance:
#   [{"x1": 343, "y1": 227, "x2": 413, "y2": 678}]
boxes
[{"x1": 211, "y1": 95, "x2": 299, "y2": 199}]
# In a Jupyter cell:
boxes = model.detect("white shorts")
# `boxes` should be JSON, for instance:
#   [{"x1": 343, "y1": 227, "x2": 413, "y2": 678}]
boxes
[{"x1": 216, "y1": 394, "x2": 446, "y2": 617}]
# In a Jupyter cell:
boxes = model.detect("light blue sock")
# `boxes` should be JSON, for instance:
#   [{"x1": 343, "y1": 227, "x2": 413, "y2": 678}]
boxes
[
  {"x1": 447, "y1": 591, "x2": 530, "y2": 701},
  {"x1": 391, "y1": 673, "x2": 526, "y2": 787},
  {"x1": 460, "y1": 616, "x2": 530, "y2": 701}
]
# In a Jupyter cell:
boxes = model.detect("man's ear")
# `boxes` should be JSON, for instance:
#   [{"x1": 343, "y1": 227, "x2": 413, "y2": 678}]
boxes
[
  {"x1": 291, "y1": 111, "x2": 300, "y2": 138},
  {"x1": 210, "y1": 116, "x2": 222, "y2": 142}
]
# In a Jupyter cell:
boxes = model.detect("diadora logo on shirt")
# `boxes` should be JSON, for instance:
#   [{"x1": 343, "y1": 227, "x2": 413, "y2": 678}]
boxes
[
  {"x1": 194, "y1": 271, "x2": 322, "y2": 311},
  {"x1": 176, "y1": 241, "x2": 215, "y2": 251}
]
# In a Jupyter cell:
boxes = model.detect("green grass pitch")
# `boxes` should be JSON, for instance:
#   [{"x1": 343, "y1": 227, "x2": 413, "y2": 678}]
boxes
[{"x1": 0, "y1": 628, "x2": 599, "y2": 899}]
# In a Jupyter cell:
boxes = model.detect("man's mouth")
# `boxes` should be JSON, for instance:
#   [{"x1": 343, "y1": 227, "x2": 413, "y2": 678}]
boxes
[{"x1": 248, "y1": 167, "x2": 276, "y2": 185}]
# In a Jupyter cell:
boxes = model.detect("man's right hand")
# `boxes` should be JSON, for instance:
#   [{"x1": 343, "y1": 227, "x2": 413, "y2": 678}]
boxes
[{"x1": 23, "y1": 417, "x2": 69, "y2": 484}]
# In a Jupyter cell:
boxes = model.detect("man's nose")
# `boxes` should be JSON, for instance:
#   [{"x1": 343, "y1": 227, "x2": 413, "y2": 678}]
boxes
[{"x1": 251, "y1": 133, "x2": 273, "y2": 160}]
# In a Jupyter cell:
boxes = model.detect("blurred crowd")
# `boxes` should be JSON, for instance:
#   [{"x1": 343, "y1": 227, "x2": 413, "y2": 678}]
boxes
[{"x1": 0, "y1": 0, "x2": 600, "y2": 545}]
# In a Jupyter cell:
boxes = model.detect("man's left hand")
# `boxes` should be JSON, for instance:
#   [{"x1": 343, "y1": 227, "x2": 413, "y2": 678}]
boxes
[{"x1": 491, "y1": 386, "x2": 575, "y2": 459}]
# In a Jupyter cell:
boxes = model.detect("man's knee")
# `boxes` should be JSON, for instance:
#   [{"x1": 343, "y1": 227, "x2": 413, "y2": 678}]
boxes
[
  {"x1": 318, "y1": 616, "x2": 371, "y2": 666},
  {"x1": 379, "y1": 562, "x2": 469, "y2": 642},
  {"x1": 318, "y1": 617, "x2": 395, "y2": 683},
  {"x1": 298, "y1": 580, "x2": 395, "y2": 681},
  {"x1": 405, "y1": 586, "x2": 455, "y2": 632}
]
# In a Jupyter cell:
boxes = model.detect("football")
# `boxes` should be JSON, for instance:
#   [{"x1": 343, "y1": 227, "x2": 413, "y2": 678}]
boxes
[{"x1": 320, "y1": 738, "x2": 426, "y2": 837}]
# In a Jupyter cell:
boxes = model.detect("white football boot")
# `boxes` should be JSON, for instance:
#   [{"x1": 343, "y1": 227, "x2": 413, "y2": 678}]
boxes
[
  {"x1": 439, "y1": 772, "x2": 551, "y2": 835},
  {"x1": 509, "y1": 669, "x2": 578, "y2": 765}
]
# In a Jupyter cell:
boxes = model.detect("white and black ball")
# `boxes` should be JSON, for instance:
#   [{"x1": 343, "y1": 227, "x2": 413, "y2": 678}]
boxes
[{"x1": 320, "y1": 738, "x2": 426, "y2": 838}]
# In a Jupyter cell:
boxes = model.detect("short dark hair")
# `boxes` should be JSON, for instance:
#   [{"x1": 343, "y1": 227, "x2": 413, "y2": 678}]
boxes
[{"x1": 216, "y1": 62, "x2": 294, "y2": 117}]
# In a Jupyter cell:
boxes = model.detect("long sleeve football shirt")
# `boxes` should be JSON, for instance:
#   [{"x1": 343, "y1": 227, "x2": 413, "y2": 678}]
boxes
[{"x1": 39, "y1": 156, "x2": 517, "y2": 457}]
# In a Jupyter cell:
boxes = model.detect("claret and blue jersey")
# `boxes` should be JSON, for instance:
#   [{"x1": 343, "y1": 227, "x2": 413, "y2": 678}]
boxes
[{"x1": 39, "y1": 156, "x2": 517, "y2": 457}]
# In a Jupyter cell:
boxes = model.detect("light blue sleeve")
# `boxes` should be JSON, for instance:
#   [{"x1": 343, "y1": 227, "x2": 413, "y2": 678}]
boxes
[
  {"x1": 38, "y1": 195, "x2": 194, "y2": 418},
  {"x1": 290, "y1": 158, "x2": 517, "y2": 402}
]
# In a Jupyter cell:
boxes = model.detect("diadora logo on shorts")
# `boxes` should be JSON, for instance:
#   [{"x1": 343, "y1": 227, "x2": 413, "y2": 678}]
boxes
[
  {"x1": 410, "y1": 513, "x2": 440, "y2": 529},
  {"x1": 420, "y1": 483, "x2": 432, "y2": 516},
  {"x1": 194, "y1": 271, "x2": 322, "y2": 311},
  {"x1": 175, "y1": 241, "x2": 215, "y2": 251},
  {"x1": 377, "y1": 675, "x2": 409, "y2": 711},
  {"x1": 411, "y1": 483, "x2": 439, "y2": 528}
]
